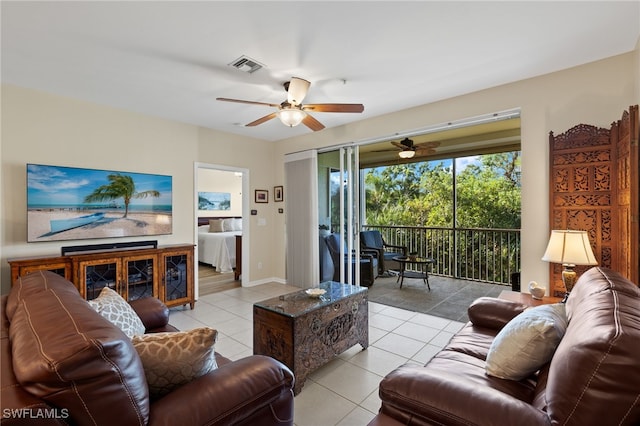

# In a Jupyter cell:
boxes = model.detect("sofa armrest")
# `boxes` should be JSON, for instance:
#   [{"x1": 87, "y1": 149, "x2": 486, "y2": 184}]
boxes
[
  {"x1": 128, "y1": 297, "x2": 177, "y2": 333},
  {"x1": 379, "y1": 365, "x2": 549, "y2": 426},
  {"x1": 147, "y1": 355, "x2": 294, "y2": 426},
  {"x1": 467, "y1": 297, "x2": 527, "y2": 330}
]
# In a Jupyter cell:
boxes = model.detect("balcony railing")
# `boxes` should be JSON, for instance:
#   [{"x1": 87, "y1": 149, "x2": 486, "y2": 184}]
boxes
[{"x1": 363, "y1": 225, "x2": 520, "y2": 285}]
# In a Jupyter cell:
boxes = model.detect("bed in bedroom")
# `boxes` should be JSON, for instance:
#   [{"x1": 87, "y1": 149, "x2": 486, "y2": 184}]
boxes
[{"x1": 198, "y1": 217, "x2": 242, "y2": 280}]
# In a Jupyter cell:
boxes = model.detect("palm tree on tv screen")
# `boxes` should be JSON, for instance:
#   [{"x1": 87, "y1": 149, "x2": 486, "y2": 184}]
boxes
[{"x1": 84, "y1": 173, "x2": 160, "y2": 218}]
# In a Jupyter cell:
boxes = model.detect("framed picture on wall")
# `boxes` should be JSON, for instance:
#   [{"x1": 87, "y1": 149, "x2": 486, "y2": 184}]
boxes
[
  {"x1": 274, "y1": 186, "x2": 283, "y2": 202},
  {"x1": 255, "y1": 189, "x2": 268, "y2": 203}
]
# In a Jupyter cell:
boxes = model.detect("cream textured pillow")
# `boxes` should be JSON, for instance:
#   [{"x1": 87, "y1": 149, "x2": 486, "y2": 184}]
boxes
[
  {"x1": 209, "y1": 219, "x2": 224, "y2": 232},
  {"x1": 485, "y1": 303, "x2": 567, "y2": 380},
  {"x1": 132, "y1": 327, "x2": 218, "y2": 398},
  {"x1": 88, "y1": 287, "x2": 146, "y2": 338}
]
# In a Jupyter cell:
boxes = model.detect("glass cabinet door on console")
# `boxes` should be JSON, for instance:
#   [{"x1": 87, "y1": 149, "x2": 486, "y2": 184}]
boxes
[
  {"x1": 76, "y1": 258, "x2": 120, "y2": 300},
  {"x1": 122, "y1": 254, "x2": 158, "y2": 301},
  {"x1": 160, "y1": 247, "x2": 194, "y2": 309}
]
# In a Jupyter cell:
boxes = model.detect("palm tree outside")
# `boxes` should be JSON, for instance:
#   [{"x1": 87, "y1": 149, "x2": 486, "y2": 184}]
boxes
[{"x1": 84, "y1": 173, "x2": 160, "y2": 218}]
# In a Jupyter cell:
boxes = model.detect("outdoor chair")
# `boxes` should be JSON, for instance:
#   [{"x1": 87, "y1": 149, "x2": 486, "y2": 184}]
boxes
[
  {"x1": 324, "y1": 233, "x2": 379, "y2": 287},
  {"x1": 360, "y1": 230, "x2": 407, "y2": 275}
]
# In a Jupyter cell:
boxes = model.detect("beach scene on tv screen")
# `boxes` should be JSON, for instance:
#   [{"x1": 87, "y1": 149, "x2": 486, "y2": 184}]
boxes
[{"x1": 27, "y1": 164, "x2": 173, "y2": 242}]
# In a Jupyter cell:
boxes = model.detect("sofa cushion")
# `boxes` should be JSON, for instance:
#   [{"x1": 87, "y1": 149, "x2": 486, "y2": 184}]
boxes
[
  {"x1": 485, "y1": 303, "x2": 567, "y2": 380},
  {"x1": 9, "y1": 288, "x2": 150, "y2": 426},
  {"x1": 132, "y1": 327, "x2": 218, "y2": 398},
  {"x1": 88, "y1": 287, "x2": 146, "y2": 338}
]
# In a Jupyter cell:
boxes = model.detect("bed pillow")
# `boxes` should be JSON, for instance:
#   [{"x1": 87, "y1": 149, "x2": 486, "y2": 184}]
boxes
[
  {"x1": 485, "y1": 303, "x2": 567, "y2": 380},
  {"x1": 222, "y1": 218, "x2": 234, "y2": 232},
  {"x1": 132, "y1": 327, "x2": 218, "y2": 398},
  {"x1": 88, "y1": 287, "x2": 146, "y2": 338},
  {"x1": 232, "y1": 218, "x2": 242, "y2": 231},
  {"x1": 209, "y1": 219, "x2": 224, "y2": 233}
]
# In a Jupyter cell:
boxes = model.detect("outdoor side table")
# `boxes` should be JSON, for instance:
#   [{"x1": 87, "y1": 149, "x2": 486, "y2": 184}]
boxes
[{"x1": 392, "y1": 256, "x2": 435, "y2": 290}]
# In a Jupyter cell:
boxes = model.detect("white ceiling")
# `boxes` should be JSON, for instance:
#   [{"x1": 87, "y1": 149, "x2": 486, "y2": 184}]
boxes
[{"x1": 2, "y1": 1, "x2": 639, "y2": 142}]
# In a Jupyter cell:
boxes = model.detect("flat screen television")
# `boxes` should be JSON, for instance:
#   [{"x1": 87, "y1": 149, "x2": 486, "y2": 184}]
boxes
[{"x1": 27, "y1": 164, "x2": 172, "y2": 242}]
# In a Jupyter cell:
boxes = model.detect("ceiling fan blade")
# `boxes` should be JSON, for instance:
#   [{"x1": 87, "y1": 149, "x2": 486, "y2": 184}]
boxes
[
  {"x1": 302, "y1": 114, "x2": 325, "y2": 131},
  {"x1": 415, "y1": 148, "x2": 437, "y2": 155},
  {"x1": 391, "y1": 141, "x2": 407, "y2": 150},
  {"x1": 287, "y1": 77, "x2": 311, "y2": 105},
  {"x1": 416, "y1": 141, "x2": 441, "y2": 149},
  {"x1": 216, "y1": 97, "x2": 280, "y2": 108},
  {"x1": 303, "y1": 103, "x2": 364, "y2": 113},
  {"x1": 246, "y1": 112, "x2": 277, "y2": 127}
]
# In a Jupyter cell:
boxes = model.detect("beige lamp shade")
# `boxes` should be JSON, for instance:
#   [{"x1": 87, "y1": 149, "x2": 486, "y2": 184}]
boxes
[{"x1": 541, "y1": 230, "x2": 598, "y2": 266}]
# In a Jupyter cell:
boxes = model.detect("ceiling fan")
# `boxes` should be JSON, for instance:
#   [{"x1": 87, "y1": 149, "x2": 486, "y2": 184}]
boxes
[
  {"x1": 216, "y1": 77, "x2": 364, "y2": 131},
  {"x1": 383, "y1": 138, "x2": 440, "y2": 159}
]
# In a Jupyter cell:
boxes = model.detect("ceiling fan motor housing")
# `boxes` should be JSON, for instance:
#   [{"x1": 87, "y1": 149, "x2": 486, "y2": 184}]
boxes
[{"x1": 400, "y1": 138, "x2": 415, "y2": 150}]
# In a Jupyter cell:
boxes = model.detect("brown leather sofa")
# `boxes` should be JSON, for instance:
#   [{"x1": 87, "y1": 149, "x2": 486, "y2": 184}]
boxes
[
  {"x1": 368, "y1": 267, "x2": 640, "y2": 426},
  {"x1": 1, "y1": 271, "x2": 295, "y2": 425}
]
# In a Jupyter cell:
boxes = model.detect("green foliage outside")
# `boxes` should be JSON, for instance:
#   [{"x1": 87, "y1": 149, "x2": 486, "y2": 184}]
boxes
[
  {"x1": 361, "y1": 152, "x2": 521, "y2": 283},
  {"x1": 364, "y1": 152, "x2": 521, "y2": 229}
]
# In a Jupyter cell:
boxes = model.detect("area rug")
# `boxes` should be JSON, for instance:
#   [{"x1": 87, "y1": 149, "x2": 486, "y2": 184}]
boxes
[{"x1": 366, "y1": 274, "x2": 507, "y2": 322}]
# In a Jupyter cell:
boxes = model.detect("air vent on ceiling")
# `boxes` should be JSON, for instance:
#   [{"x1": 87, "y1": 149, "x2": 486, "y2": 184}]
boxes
[{"x1": 228, "y1": 55, "x2": 265, "y2": 74}]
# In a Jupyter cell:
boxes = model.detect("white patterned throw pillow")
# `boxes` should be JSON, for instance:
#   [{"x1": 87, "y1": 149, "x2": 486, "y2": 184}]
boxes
[
  {"x1": 88, "y1": 287, "x2": 146, "y2": 338},
  {"x1": 132, "y1": 327, "x2": 218, "y2": 398}
]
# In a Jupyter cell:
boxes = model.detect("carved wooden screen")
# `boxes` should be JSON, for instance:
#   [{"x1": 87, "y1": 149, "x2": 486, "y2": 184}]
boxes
[
  {"x1": 549, "y1": 124, "x2": 612, "y2": 296},
  {"x1": 549, "y1": 106, "x2": 639, "y2": 296},
  {"x1": 611, "y1": 105, "x2": 639, "y2": 285}
]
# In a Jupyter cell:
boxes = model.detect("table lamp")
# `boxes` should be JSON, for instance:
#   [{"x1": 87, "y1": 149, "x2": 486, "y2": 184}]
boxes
[{"x1": 542, "y1": 230, "x2": 597, "y2": 301}]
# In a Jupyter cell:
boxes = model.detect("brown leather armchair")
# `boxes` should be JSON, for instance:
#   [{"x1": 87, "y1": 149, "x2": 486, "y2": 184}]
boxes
[{"x1": 1, "y1": 271, "x2": 295, "y2": 426}]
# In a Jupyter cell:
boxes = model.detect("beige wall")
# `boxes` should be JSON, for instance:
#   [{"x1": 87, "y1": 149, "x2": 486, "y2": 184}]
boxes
[
  {"x1": 2, "y1": 46, "x2": 638, "y2": 293},
  {"x1": 196, "y1": 127, "x2": 281, "y2": 285},
  {"x1": 275, "y1": 50, "x2": 640, "y2": 290},
  {"x1": 0, "y1": 86, "x2": 280, "y2": 292}
]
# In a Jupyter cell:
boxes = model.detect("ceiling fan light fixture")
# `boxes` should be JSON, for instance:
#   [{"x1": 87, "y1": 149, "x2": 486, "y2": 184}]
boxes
[
  {"x1": 286, "y1": 77, "x2": 311, "y2": 105},
  {"x1": 398, "y1": 150, "x2": 415, "y2": 159},
  {"x1": 278, "y1": 107, "x2": 307, "y2": 127}
]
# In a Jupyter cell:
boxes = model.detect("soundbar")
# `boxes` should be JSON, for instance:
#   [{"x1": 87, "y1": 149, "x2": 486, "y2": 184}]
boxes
[{"x1": 61, "y1": 240, "x2": 158, "y2": 256}]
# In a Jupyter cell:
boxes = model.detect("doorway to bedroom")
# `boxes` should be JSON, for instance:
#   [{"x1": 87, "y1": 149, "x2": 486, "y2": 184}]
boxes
[{"x1": 195, "y1": 163, "x2": 248, "y2": 296}]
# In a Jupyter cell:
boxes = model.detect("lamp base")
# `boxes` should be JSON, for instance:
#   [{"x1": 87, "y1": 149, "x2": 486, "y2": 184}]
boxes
[{"x1": 561, "y1": 265, "x2": 577, "y2": 303}]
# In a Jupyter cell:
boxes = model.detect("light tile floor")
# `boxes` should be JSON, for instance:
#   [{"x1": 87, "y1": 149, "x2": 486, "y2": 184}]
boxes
[{"x1": 170, "y1": 283, "x2": 465, "y2": 426}]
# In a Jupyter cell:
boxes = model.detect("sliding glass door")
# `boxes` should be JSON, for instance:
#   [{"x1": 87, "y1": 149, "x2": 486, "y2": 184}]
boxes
[{"x1": 318, "y1": 146, "x2": 361, "y2": 285}]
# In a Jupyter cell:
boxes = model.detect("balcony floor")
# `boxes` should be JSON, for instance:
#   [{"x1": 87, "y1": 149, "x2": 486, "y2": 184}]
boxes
[{"x1": 366, "y1": 273, "x2": 509, "y2": 322}]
